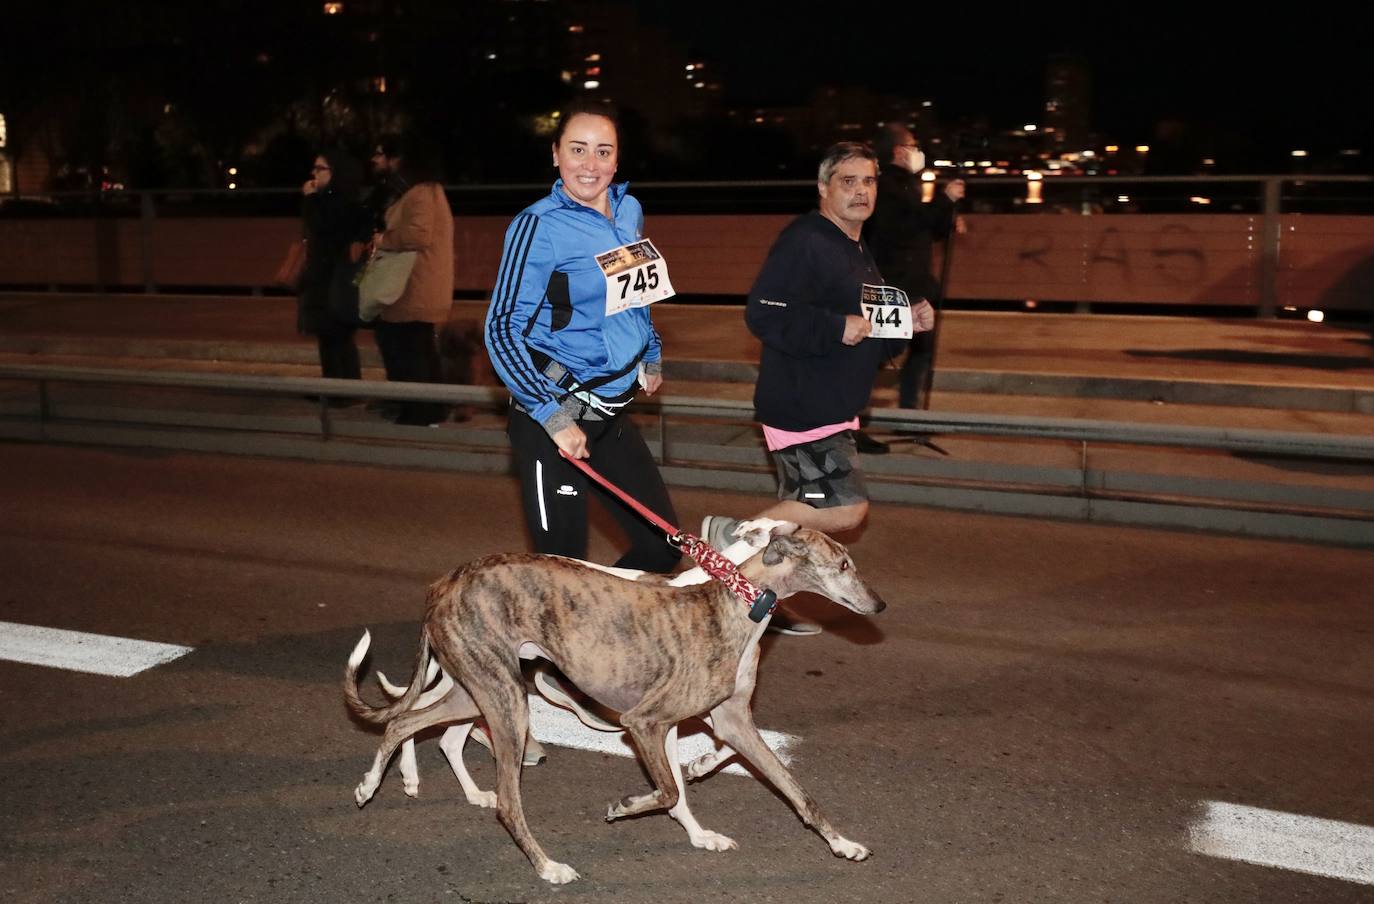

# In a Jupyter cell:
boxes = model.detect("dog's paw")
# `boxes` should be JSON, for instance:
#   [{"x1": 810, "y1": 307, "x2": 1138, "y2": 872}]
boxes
[
  {"x1": 465, "y1": 789, "x2": 498, "y2": 809},
  {"x1": 354, "y1": 776, "x2": 379, "y2": 808},
  {"x1": 689, "y1": 829, "x2": 738, "y2": 852},
  {"x1": 829, "y1": 837, "x2": 870, "y2": 861},
  {"x1": 684, "y1": 751, "x2": 729, "y2": 781},
  {"x1": 539, "y1": 861, "x2": 580, "y2": 884},
  {"x1": 402, "y1": 778, "x2": 419, "y2": 798}
]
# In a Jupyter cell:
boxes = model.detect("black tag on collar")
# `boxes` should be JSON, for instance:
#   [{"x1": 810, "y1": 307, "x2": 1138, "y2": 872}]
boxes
[{"x1": 748, "y1": 588, "x2": 777, "y2": 623}]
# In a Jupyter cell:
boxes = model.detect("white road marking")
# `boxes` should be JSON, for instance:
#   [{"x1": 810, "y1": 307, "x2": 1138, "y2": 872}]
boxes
[
  {"x1": 0, "y1": 621, "x2": 193, "y2": 677},
  {"x1": 1189, "y1": 801, "x2": 1374, "y2": 886},
  {"x1": 528, "y1": 696, "x2": 797, "y2": 776}
]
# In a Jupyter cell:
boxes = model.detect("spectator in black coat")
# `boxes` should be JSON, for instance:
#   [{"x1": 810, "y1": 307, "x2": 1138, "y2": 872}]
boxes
[
  {"x1": 863, "y1": 124, "x2": 965, "y2": 409},
  {"x1": 298, "y1": 147, "x2": 371, "y2": 393}
]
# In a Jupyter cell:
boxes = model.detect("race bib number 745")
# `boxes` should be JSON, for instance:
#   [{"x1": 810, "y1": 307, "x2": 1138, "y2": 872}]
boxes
[
  {"x1": 860, "y1": 284, "x2": 914, "y2": 340},
  {"x1": 597, "y1": 239, "x2": 676, "y2": 316}
]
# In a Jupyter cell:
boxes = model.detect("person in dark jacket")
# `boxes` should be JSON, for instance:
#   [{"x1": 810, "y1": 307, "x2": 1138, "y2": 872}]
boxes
[
  {"x1": 700, "y1": 142, "x2": 932, "y2": 635},
  {"x1": 298, "y1": 147, "x2": 371, "y2": 393},
  {"x1": 863, "y1": 123, "x2": 965, "y2": 410}
]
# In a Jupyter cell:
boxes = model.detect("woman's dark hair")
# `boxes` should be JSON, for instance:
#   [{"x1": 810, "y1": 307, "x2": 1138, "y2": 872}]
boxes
[
  {"x1": 552, "y1": 100, "x2": 622, "y2": 146},
  {"x1": 320, "y1": 147, "x2": 365, "y2": 199},
  {"x1": 394, "y1": 133, "x2": 446, "y2": 185}
]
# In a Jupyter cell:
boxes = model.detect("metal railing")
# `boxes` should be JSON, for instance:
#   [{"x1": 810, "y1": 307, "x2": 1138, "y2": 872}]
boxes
[{"x1": 4, "y1": 362, "x2": 1373, "y2": 462}]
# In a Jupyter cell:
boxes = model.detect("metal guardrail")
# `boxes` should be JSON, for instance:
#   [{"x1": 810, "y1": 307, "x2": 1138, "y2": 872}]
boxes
[
  {"x1": 3, "y1": 364, "x2": 1372, "y2": 549},
  {"x1": 3, "y1": 362, "x2": 1372, "y2": 463}
]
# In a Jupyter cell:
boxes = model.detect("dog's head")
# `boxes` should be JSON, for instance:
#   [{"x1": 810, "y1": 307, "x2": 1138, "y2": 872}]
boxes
[{"x1": 748, "y1": 527, "x2": 886, "y2": 616}]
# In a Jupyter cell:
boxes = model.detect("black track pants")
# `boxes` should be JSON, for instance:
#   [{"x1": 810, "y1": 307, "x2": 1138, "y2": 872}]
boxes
[{"x1": 507, "y1": 407, "x2": 682, "y2": 573}]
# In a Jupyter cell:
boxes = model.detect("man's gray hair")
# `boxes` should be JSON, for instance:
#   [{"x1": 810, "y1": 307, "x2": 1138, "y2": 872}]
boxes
[{"x1": 817, "y1": 141, "x2": 879, "y2": 185}]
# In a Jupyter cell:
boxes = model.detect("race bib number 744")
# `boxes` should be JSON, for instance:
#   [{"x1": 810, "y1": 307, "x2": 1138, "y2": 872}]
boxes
[
  {"x1": 597, "y1": 239, "x2": 676, "y2": 316},
  {"x1": 860, "y1": 284, "x2": 914, "y2": 340}
]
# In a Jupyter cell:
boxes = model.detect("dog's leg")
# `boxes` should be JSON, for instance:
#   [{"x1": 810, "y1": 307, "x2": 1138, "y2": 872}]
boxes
[
  {"x1": 354, "y1": 685, "x2": 480, "y2": 808},
  {"x1": 664, "y1": 726, "x2": 737, "y2": 851},
  {"x1": 377, "y1": 662, "x2": 451, "y2": 799},
  {"x1": 437, "y1": 723, "x2": 497, "y2": 808},
  {"x1": 607, "y1": 724, "x2": 734, "y2": 850},
  {"x1": 708, "y1": 697, "x2": 870, "y2": 862},
  {"x1": 465, "y1": 659, "x2": 579, "y2": 884},
  {"x1": 605, "y1": 716, "x2": 678, "y2": 821}
]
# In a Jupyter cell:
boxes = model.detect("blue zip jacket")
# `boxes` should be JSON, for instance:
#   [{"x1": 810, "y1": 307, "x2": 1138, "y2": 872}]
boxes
[{"x1": 485, "y1": 180, "x2": 663, "y2": 434}]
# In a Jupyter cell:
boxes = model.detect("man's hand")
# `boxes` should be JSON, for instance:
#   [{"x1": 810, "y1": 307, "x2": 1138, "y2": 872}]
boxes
[
  {"x1": 641, "y1": 371, "x2": 663, "y2": 395},
  {"x1": 944, "y1": 179, "x2": 966, "y2": 203},
  {"x1": 842, "y1": 314, "x2": 872, "y2": 345},
  {"x1": 912, "y1": 299, "x2": 936, "y2": 333},
  {"x1": 553, "y1": 424, "x2": 589, "y2": 459}
]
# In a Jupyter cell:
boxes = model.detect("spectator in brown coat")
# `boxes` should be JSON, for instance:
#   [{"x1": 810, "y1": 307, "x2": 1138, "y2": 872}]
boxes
[{"x1": 372, "y1": 135, "x2": 454, "y2": 426}]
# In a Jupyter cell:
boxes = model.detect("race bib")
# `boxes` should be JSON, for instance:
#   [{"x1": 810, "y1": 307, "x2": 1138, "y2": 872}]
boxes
[
  {"x1": 598, "y1": 239, "x2": 676, "y2": 316},
  {"x1": 860, "y1": 284, "x2": 914, "y2": 340}
]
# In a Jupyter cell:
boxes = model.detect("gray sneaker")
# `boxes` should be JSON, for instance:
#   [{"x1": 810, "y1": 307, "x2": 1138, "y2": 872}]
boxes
[{"x1": 700, "y1": 515, "x2": 742, "y2": 552}]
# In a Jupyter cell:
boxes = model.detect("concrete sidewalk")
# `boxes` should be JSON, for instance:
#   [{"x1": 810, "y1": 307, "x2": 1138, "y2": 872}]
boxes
[{"x1": 1, "y1": 291, "x2": 1371, "y2": 428}]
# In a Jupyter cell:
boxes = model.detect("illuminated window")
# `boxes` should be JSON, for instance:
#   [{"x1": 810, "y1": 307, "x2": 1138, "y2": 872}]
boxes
[
  {"x1": 372, "y1": 77, "x2": 387, "y2": 94},
  {"x1": 0, "y1": 112, "x2": 6, "y2": 148},
  {"x1": 323, "y1": 2, "x2": 343, "y2": 14}
]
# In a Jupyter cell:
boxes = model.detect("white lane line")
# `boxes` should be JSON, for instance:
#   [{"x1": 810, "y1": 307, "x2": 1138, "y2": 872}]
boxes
[
  {"x1": 0, "y1": 621, "x2": 193, "y2": 677},
  {"x1": 528, "y1": 696, "x2": 798, "y2": 777},
  {"x1": 1189, "y1": 801, "x2": 1374, "y2": 886}
]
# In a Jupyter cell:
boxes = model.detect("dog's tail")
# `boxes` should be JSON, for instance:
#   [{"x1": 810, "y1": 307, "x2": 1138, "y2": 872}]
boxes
[{"x1": 343, "y1": 627, "x2": 432, "y2": 725}]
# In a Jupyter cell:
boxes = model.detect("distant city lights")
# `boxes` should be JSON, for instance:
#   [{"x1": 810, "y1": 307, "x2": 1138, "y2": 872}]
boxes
[
  {"x1": 583, "y1": 80, "x2": 600, "y2": 89},
  {"x1": 1024, "y1": 124, "x2": 1038, "y2": 131},
  {"x1": 1190, "y1": 196, "x2": 1212, "y2": 205},
  {"x1": 323, "y1": 2, "x2": 343, "y2": 14},
  {"x1": 1105, "y1": 145, "x2": 1119, "y2": 153},
  {"x1": 1291, "y1": 149, "x2": 1309, "y2": 157},
  {"x1": 1308, "y1": 309, "x2": 1325, "y2": 323},
  {"x1": 1117, "y1": 195, "x2": 1131, "y2": 203},
  {"x1": 1135, "y1": 145, "x2": 1150, "y2": 153}
]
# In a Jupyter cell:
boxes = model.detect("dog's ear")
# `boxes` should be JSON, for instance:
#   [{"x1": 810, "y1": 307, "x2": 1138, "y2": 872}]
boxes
[{"x1": 762, "y1": 534, "x2": 807, "y2": 566}]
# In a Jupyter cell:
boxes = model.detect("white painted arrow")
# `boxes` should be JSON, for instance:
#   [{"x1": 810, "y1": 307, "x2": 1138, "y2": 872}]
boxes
[
  {"x1": 0, "y1": 621, "x2": 193, "y2": 677},
  {"x1": 1190, "y1": 800, "x2": 1374, "y2": 886}
]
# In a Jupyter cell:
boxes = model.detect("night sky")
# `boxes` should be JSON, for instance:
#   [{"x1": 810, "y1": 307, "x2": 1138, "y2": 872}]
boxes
[{"x1": 647, "y1": 7, "x2": 1372, "y2": 154}]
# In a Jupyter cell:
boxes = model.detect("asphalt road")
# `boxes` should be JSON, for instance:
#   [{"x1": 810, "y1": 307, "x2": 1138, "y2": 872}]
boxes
[{"x1": 2, "y1": 443, "x2": 1372, "y2": 904}]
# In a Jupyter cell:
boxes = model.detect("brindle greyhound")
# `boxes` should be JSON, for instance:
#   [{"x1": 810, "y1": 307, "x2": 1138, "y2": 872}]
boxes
[
  {"x1": 344, "y1": 520, "x2": 885, "y2": 884},
  {"x1": 362, "y1": 522, "x2": 782, "y2": 806}
]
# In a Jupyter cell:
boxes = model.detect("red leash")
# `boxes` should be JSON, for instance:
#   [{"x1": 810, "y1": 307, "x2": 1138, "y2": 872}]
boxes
[{"x1": 557, "y1": 450, "x2": 777, "y2": 622}]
